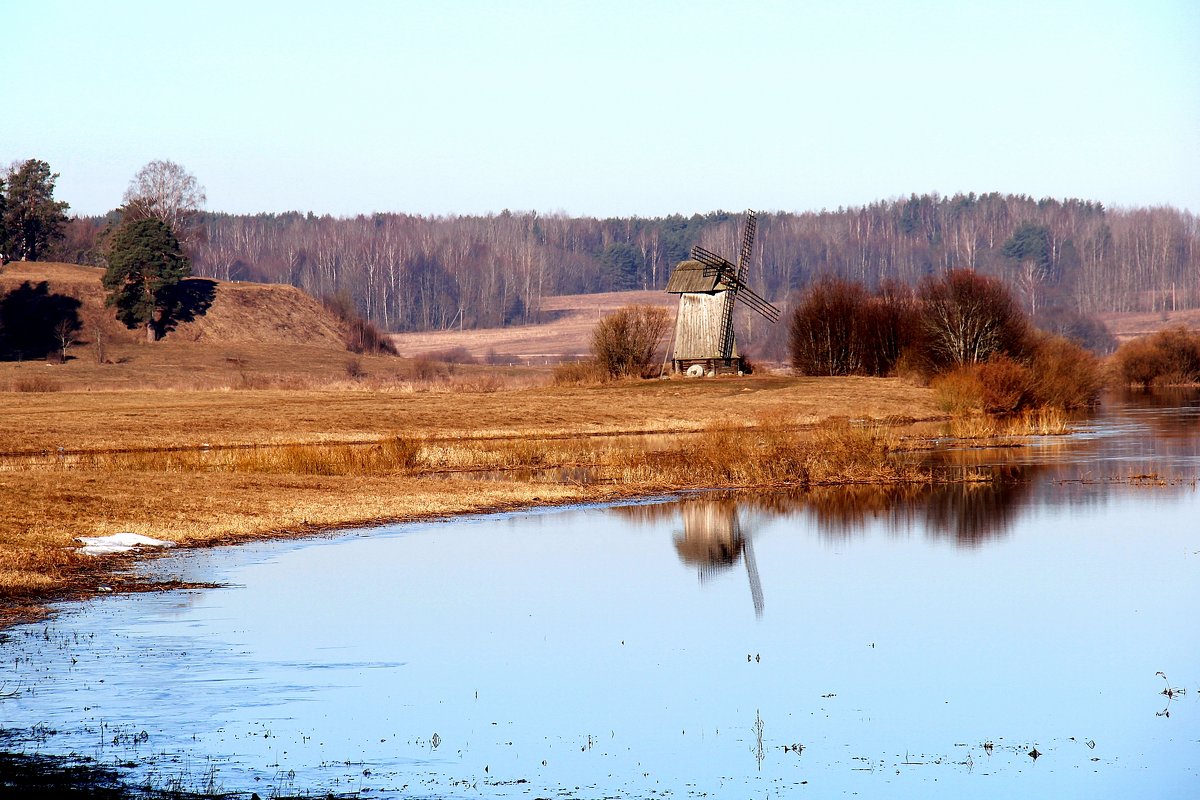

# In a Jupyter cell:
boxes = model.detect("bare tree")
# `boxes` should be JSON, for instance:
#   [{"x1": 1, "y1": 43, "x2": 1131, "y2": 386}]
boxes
[
  {"x1": 122, "y1": 160, "x2": 206, "y2": 245},
  {"x1": 918, "y1": 270, "x2": 1029, "y2": 368}
]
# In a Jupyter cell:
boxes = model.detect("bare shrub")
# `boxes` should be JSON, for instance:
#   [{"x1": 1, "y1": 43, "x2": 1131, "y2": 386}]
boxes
[
  {"x1": 591, "y1": 305, "x2": 671, "y2": 378},
  {"x1": 345, "y1": 357, "x2": 365, "y2": 379},
  {"x1": 917, "y1": 269, "x2": 1029, "y2": 370},
  {"x1": 322, "y1": 293, "x2": 397, "y2": 355},
  {"x1": 1033, "y1": 306, "x2": 1116, "y2": 354},
  {"x1": 420, "y1": 346, "x2": 476, "y2": 365},
  {"x1": 1150, "y1": 326, "x2": 1200, "y2": 382},
  {"x1": 11, "y1": 375, "x2": 63, "y2": 393},
  {"x1": 976, "y1": 355, "x2": 1032, "y2": 413},
  {"x1": 1113, "y1": 337, "x2": 1168, "y2": 388},
  {"x1": 860, "y1": 281, "x2": 919, "y2": 376},
  {"x1": 411, "y1": 357, "x2": 441, "y2": 381},
  {"x1": 790, "y1": 277, "x2": 917, "y2": 376},
  {"x1": 789, "y1": 277, "x2": 868, "y2": 375}
]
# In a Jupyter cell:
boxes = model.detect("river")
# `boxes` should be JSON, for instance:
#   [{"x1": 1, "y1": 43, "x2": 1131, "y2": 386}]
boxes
[{"x1": 2, "y1": 391, "x2": 1197, "y2": 798}]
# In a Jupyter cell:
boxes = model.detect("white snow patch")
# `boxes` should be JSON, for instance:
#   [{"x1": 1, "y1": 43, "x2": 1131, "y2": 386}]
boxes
[{"x1": 76, "y1": 532, "x2": 177, "y2": 556}]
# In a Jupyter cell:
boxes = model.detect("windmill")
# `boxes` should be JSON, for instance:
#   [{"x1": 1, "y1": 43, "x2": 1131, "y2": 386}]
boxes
[{"x1": 664, "y1": 210, "x2": 780, "y2": 375}]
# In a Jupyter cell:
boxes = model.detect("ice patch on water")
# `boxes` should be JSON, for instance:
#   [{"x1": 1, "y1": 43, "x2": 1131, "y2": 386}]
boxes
[{"x1": 77, "y1": 532, "x2": 176, "y2": 556}]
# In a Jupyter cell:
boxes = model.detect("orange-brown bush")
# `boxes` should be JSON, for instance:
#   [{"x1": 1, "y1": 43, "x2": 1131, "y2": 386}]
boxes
[
  {"x1": 1112, "y1": 326, "x2": 1200, "y2": 388},
  {"x1": 1027, "y1": 334, "x2": 1102, "y2": 408},
  {"x1": 933, "y1": 334, "x2": 1101, "y2": 414},
  {"x1": 976, "y1": 355, "x2": 1032, "y2": 413},
  {"x1": 930, "y1": 366, "x2": 986, "y2": 414},
  {"x1": 591, "y1": 305, "x2": 671, "y2": 378}
]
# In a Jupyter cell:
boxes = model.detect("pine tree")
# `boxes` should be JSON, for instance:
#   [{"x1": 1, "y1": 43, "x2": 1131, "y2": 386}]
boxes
[
  {"x1": 2, "y1": 159, "x2": 70, "y2": 261},
  {"x1": 102, "y1": 219, "x2": 191, "y2": 342}
]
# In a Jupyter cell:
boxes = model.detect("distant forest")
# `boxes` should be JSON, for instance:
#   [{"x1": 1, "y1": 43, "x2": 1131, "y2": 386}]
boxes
[{"x1": 59, "y1": 193, "x2": 1198, "y2": 337}]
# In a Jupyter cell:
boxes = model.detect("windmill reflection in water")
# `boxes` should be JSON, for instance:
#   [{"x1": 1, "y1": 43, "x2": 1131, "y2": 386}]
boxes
[{"x1": 673, "y1": 500, "x2": 764, "y2": 617}]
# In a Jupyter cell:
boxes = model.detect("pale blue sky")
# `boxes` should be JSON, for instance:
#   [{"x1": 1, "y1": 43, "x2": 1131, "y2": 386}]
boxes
[{"x1": 4, "y1": 0, "x2": 1198, "y2": 217}]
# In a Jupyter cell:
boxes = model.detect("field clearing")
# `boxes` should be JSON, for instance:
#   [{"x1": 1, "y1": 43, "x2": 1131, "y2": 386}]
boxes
[
  {"x1": 388, "y1": 289, "x2": 676, "y2": 361},
  {"x1": 0, "y1": 375, "x2": 938, "y2": 454},
  {"x1": 1098, "y1": 307, "x2": 1200, "y2": 342}
]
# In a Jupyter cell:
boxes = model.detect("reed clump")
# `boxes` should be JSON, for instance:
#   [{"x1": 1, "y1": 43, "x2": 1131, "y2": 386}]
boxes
[
  {"x1": 604, "y1": 419, "x2": 910, "y2": 486},
  {"x1": 552, "y1": 358, "x2": 609, "y2": 386}
]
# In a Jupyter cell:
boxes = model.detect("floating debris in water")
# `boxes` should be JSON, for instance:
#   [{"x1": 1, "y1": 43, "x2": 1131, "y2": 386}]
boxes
[{"x1": 753, "y1": 710, "x2": 765, "y2": 771}]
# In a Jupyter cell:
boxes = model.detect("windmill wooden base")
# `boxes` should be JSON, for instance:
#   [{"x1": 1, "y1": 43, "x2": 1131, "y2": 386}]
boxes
[{"x1": 673, "y1": 356, "x2": 745, "y2": 376}]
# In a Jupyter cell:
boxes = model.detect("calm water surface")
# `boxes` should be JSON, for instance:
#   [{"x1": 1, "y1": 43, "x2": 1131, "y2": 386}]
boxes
[{"x1": 2, "y1": 392, "x2": 1198, "y2": 798}]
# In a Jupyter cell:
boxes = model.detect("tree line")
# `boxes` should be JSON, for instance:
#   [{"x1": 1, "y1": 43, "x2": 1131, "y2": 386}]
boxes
[{"x1": 43, "y1": 189, "x2": 1200, "y2": 335}]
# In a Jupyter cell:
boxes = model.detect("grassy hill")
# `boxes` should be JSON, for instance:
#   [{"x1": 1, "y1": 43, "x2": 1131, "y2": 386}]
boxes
[{"x1": 0, "y1": 262, "x2": 409, "y2": 390}]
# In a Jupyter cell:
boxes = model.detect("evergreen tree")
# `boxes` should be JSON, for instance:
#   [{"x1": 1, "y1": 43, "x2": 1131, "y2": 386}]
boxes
[
  {"x1": 102, "y1": 218, "x2": 191, "y2": 342},
  {"x1": 2, "y1": 159, "x2": 70, "y2": 261},
  {"x1": 599, "y1": 242, "x2": 643, "y2": 291}
]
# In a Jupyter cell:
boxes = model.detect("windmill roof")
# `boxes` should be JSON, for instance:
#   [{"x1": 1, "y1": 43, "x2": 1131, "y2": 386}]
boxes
[{"x1": 665, "y1": 260, "x2": 724, "y2": 294}]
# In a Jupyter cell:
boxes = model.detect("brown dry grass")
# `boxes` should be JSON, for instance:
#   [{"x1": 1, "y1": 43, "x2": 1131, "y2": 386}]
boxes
[{"x1": 0, "y1": 375, "x2": 939, "y2": 454}]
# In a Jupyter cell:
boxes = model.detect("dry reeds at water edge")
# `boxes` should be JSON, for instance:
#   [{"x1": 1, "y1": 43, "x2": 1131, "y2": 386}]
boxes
[
  {"x1": 6, "y1": 422, "x2": 918, "y2": 487},
  {"x1": 608, "y1": 420, "x2": 916, "y2": 486},
  {"x1": 19, "y1": 436, "x2": 426, "y2": 477}
]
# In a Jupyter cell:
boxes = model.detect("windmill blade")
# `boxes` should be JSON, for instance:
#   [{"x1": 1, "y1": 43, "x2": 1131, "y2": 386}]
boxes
[
  {"x1": 730, "y1": 282, "x2": 781, "y2": 322},
  {"x1": 691, "y1": 245, "x2": 734, "y2": 273},
  {"x1": 735, "y1": 210, "x2": 757, "y2": 284}
]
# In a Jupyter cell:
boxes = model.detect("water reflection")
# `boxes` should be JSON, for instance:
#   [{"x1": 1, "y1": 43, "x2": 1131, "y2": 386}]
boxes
[{"x1": 671, "y1": 500, "x2": 764, "y2": 616}]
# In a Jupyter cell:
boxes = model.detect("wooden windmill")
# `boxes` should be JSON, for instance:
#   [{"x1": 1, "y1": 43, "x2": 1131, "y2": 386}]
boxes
[{"x1": 664, "y1": 210, "x2": 780, "y2": 375}]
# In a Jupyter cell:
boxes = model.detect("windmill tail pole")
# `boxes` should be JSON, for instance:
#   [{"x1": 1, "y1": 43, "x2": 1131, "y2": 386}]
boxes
[
  {"x1": 660, "y1": 308, "x2": 679, "y2": 377},
  {"x1": 744, "y1": 531, "x2": 765, "y2": 617}
]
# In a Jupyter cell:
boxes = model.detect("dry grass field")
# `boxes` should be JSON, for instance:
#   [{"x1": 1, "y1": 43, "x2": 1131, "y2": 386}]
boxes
[
  {"x1": 0, "y1": 262, "x2": 951, "y2": 620},
  {"x1": 1098, "y1": 307, "x2": 1200, "y2": 343},
  {"x1": 389, "y1": 289, "x2": 676, "y2": 362}
]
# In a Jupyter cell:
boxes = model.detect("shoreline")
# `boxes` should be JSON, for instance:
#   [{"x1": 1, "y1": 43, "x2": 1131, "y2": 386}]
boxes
[
  {"x1": 1, "y1": 375, "x2": 952, "y2": 626},
  {"x1": 3, "y1": 468, "x2": 963, "y2": 629}
]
